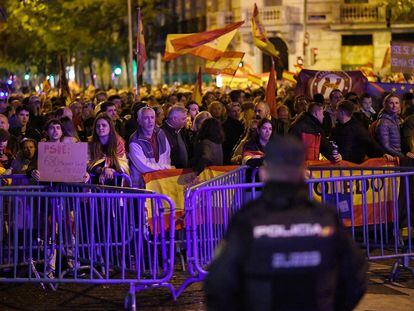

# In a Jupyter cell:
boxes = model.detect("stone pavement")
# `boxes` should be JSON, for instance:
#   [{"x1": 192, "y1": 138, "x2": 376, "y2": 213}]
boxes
[{"x1": 0, "y1": 262, "x2": 414, "y2": 310}]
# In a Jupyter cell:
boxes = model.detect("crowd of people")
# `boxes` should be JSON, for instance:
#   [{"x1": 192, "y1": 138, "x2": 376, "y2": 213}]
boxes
[{"x1": 0, "y1": 83, "x2": 413, "y2": 187}]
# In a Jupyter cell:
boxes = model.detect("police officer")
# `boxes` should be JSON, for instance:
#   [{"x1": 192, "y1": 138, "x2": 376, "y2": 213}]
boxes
[{"x1": 204, "y1": 135, "x2": 367, "y2": 311}]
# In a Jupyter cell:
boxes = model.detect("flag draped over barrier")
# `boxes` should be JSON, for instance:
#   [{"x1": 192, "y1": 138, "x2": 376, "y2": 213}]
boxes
[
  {"x1": 163, "y1": 21, "x2": 243, "y2": 62},
  {"x1": 205, "y1": 51, "x2": 245, "y2": 76},
  {"x1": 251, "y1": 3, "x2": 279, "y2": 58},
  {"x1": 307, "y1": 158, "x2": 399, "y2": 227}
]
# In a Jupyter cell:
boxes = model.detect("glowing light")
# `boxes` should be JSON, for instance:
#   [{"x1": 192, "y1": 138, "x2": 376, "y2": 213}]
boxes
[
  {"x1": 7, "y1": 80, "x2": 12, "y2": 85},
  {"x1": 216, "y1": 75, "x2": 223, "y2": 88},
  {"x1": 114, "y1": 67, "x2": 122, "y2": 76},
  {"x1": 24, "y1": 74, "x2": 30, "y2": 80}
]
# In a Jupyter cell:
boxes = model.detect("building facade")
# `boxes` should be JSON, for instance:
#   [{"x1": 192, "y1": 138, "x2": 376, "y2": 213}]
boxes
[{"x1": 155, "y1": 0, "x2": 414, "y2": 84}]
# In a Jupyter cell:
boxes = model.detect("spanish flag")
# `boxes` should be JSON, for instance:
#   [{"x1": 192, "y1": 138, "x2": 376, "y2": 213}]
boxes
[
  {"x1": 239, "y1": 63, "x2": 262, "y2": 86},
  {"x1": 171, "y1": 21, "x2": 244, "y2": 51},
  {"x1": 192, "y1": 67, "x2": 203, "y2": 106},
  {"x1": 251, "y1": 3, "x2": 279, "y2": 58},
  {"x1": 205, "y1": 51, "x2": 245, "y2": 76},
  {"x1": 136, "y1": 8, "x2": 147, "y2": 77},
  {"x1": 163, "y1": 31, "x2": 239, "y2": 62}
]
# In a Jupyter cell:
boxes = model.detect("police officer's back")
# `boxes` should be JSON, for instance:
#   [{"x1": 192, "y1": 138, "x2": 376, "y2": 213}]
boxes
[{"x1": 204, "y1": 136, "x2": 367, "y2": 311}]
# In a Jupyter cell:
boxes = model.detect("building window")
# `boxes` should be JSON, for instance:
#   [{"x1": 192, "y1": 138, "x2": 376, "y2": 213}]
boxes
[
  {"x1": 344, "y1": 0, "x2": 368, "y2": 3},
  {"x1": 341, "y1": 35, "x2": 373, "y2": 70},
  {"x1": 264, "y1": 0, "x2": 282, "y2": 6}
]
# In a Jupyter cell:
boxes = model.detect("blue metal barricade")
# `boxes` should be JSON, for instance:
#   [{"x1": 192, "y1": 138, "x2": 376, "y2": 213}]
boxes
[
  {"x1": 0, "y1": 172, "x2": 132, "y2": 187},
  {"x1": 178, "y1": 169, "x2": 414, "y2": 295},
  {"x1": 0, "y1": 184, "x2": 175, "y2": 310}
]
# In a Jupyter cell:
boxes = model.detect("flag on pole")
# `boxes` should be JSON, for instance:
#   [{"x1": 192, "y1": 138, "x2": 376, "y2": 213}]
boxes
[
  {"x1": 163, "y1": 28, "x2": 240, "y2": 62},
  {"x1": 192, "y1": 67, "x2": 203, "y2": 106},
  {"x1": 205, "y1": 51, "x2": 245, "y2": 76},
  {"x1": 381, "y1": 47, "x2": 391, "y2": 69},
  {"x1": 171, "y1": 21, "x2": 244, "y2": 51},
  {"x1": 239, "y1": 63, "x2": 263, "y2": 86},
  {"x1": 265, "y1": 60, "x2": 277, "y2": 115},
  {"x1": 251, "y1": 3, "x2": 279, "y2": 58},
  {"x1": 136, "y1": 8, "x2": 147, "y2": 78}
]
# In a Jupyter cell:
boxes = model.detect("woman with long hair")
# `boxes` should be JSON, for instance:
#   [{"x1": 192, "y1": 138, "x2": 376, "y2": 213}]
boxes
[
  {"x1": 242, "y1": 118, "x2": 273, "y2": 166},
  {"x1": 88, "y1": 114, "x2": 129, "y2": 184}
]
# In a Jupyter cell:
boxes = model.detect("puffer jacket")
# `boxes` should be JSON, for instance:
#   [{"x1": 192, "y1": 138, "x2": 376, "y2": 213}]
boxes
[{"x1": 375, "y1": 111, "x2": 404, "y2": 157}]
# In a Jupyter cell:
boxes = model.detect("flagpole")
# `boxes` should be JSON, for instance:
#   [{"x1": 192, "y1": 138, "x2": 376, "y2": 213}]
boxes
[
  {"x1": 127, "y1": 0, "x2": 134, "y2": 89},
  {"x1": 136, "y1": 7, "x2": 141, "y2": 100}
]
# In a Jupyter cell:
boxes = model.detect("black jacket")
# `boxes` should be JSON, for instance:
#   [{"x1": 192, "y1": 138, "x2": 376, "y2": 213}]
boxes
[
  {"x1": 222, "y1": 117, "x2": 245, "y2": 165},
  {"x1": 331, "y1": 117, "x2": 384, "y2": 164},
  {"x1": 204, "y1": 181, "x2": 367, "y2": 311},
  {"x1": 161, "y1": 122, "x2": 190, "y2": 168}
]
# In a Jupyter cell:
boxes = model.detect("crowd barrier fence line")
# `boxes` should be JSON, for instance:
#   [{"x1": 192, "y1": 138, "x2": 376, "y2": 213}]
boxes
[
  {"x1": 177, "y1": 169, "x2": 414, "y2": 296},
  {"x1": 0, "y1": 184, "x2": 176, "y2": 310}
]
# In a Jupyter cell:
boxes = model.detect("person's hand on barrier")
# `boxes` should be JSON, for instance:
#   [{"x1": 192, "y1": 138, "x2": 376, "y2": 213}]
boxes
[
  {"x1": 332, "y1": 153, "x2": 342, "y2": 163},
  {"x1": 99, "y1": 167, "x2": 115, "y2": 184},
  {"x1": 0, "y1": 153, "x2": 8, "y2": 163},
  {"x1": 406, "y1": 152, "x2": 414, "y2": 159},
  {"x1": 383, "y1": 154, "x2": 395, "y2": 162},
  {"x1": 31, "y1": 169, "x2": 40, "y2": 181},
  {"x1": 82, "y1": 172, "x2": 90, "y2": 183}
]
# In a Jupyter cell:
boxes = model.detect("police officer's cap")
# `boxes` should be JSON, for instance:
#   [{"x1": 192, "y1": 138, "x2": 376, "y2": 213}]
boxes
[{"x1": 264, "y1": 135, "x2": 306, "y2": 167}]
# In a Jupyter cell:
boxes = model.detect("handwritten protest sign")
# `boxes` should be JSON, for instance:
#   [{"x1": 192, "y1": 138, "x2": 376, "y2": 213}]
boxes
[
  {"x1": 38, "y1": 142, "x2": 88, "y2": 182},
  {"x1": 391, "y1": 41, "x2": 414, "y2": 73}
]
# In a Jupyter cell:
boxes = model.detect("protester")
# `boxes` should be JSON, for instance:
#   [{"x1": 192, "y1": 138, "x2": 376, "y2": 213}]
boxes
[
  {"x1": 222, "y1": 102, "x2": 245, "y2": 164},
  {"x1": 242, "y1": 118, "x2": 273, "y2": 166},
  {"x1": 0, "y1": 129, "x2": 13, "y2": 169},
  {"x1": 375, "y1": 93, "x2": 414, "y2": 159},
  {"x1": 161, "y1": 105, "x2": 190, "y2": 168},
  {"x1": 129, "y1": 106, "x2": 172, "y2": 187},
  {"x1": 289, "y1": 102, "x2": 341, "y2": 162},
  {"x1": 332, "y1": 100, "x2": 393, "y2": 164},
  {"x1": 87, "y1": 114, "x2": 129, "y2": 185},
  {"x1": 10, "y1": 105, "x2": 42, "y2": 142}
]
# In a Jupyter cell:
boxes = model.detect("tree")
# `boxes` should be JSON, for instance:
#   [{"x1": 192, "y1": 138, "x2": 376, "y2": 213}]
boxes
[{"x1": 0, "y1": 0, "x2": 165, "y2": 85}]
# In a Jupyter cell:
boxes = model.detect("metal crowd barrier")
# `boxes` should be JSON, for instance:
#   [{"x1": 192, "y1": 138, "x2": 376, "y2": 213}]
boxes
[
  {"x1": 0, "y1": 184, "x2": 176, "y2": 310},
  {"x1": 178, "y1": 169, "x2": 414, "y2": 295},
  {"x1": 0, "y1": 172, "x2": 132, "y2": 188}
]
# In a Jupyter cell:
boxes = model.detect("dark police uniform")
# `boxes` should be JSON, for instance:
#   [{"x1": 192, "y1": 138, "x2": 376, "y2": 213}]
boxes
[{"x1": 204, "y1": 181, "x2": 367, "y2": 311}]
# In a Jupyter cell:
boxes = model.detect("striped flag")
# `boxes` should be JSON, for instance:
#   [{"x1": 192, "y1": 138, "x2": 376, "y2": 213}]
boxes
[
  {"x1": 205, "y1": 51, "x2": 245, "y2": 76},
  {"x1": 171, "y1": 21, "x2": 244, "y2": 50},
  {"x1": 136, "y1": 8, "x2": 147, "y2": 77},
  {"x1": 251, "y1": 3, "x2": 279, "y2": 58},
  {"x1": 163, "y1": 21, "x2": 243, "y2": 62},
  {"x1": 192, "y1": 67, "x2": 203, "y2": 106}
]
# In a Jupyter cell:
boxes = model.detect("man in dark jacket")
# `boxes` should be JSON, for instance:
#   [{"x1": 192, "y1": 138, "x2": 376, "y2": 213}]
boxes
[
  {"x1": 204, "y1": 135, "x2": 367, "y2": 311},
  {"x1": 332, "y1": 100, "x2": 394, "y2": 164},
  {"x1": 222, "y1": 102, "x2": 244, "y2": 164},
  {"x1": 289, "y1": 103, "x2": 341, "y2": 162},
  {"x1": 161, "y1": 105, "x2": 190, "y2": 168}
]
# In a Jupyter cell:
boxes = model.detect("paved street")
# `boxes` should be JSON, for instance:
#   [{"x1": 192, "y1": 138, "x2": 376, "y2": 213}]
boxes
[{"x1": 1, "y1": 261, "x2": 414, "y2": 310}]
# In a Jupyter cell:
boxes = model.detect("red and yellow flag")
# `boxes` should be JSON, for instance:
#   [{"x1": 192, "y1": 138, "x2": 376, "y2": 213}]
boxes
[
  {"x1": 251, "y1": 3, "x2": 279, "y2": 58},
  {"x1": 163, "y1": 21, "x2": 243, "y2": 62},
  {"x1": 205, "y1": 51, "x2": 245, "y2": 76},
  {"x1": 239, "y1": 63, "x2": 262, "y2": 86},
  {"x1": 265, "y1": 60, "x2": 277, "y2": 115},
  {"x1": 136, "y1": 8, "x2": 147, "y2": 77},
  {"x1": 192, "y1": 67, "x2": 203, "y2": 105},
  {"x1": 171, "y1": 21, "x2": 244, "y2": 50}
]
